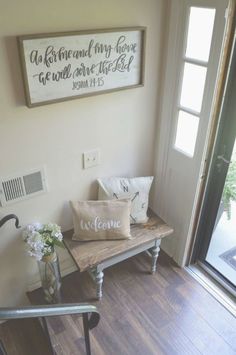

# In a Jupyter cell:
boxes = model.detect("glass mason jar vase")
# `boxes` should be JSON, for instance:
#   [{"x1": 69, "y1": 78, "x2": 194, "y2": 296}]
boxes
[{"x1": 38, "y1": 252, "x2": 62, "y2": 303}]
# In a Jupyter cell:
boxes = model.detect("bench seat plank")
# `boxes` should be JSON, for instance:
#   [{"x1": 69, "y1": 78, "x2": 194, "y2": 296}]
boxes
[{"x1": 63, "y1": 211, "x2": 173, "y2": 272}]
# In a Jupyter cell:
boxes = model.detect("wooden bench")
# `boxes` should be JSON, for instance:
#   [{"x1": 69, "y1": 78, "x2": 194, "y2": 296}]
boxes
[{"x1": 63, "y1": 210, "x2": 173, "y2": 300}]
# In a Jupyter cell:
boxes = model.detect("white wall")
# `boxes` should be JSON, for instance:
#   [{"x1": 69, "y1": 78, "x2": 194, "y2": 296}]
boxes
[{"x1": 0, "y1": 0, "x2": 166, "y2": 305}]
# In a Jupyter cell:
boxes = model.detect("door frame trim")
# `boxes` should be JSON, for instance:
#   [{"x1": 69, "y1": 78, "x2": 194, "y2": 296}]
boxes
[
  {"x1": 186, "y1": 263, "x2": 236, "y2": 315},
  {"x1": 187, "y1": 0, "x2": 236, "y2": 265}
]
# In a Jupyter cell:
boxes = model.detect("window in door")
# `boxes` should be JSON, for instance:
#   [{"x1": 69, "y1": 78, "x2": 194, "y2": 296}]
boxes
[{"x1": 174, "y1": 7, "x2": 216, "y2": 157}]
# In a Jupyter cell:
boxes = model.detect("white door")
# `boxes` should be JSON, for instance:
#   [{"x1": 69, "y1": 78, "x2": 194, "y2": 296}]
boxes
[{"x1": 153, "y1": 0, "x2": 230, "y2": 266}]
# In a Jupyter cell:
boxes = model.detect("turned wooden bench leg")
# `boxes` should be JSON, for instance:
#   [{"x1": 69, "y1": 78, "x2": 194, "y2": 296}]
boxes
[
  {"x1": 150, "y1": 244, "x2": 160, "y2": 274},
  {"x1": 95, "y1": 268, "x2": 104, "y2": 300}
]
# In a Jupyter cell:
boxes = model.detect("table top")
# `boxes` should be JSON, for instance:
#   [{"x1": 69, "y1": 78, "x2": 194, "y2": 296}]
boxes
[{"x1": 63, "y1": 210, "x2": 173, "y2": 272}]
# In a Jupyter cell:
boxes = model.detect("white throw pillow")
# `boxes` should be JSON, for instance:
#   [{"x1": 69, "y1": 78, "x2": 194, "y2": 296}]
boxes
[{"x1": 97, "y1": 176, "x2": 154, "y2": 224}]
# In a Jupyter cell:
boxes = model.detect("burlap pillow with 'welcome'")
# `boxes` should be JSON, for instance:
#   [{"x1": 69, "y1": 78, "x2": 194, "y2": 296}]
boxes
[{"x1": 70, "y1": 200, "x2": 132, "y2": 241}]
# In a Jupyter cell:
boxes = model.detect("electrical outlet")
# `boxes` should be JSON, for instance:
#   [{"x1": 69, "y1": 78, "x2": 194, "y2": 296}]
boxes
[{"x1": 83, "y1": 149, "x2": 100, "y2": 169}]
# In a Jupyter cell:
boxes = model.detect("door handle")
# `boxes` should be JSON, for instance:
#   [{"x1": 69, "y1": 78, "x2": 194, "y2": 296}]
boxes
[
  {"x1": 216, "y1": 154, "x2": 231, "y2": 173},
  {"x1": 216, "y1": 155, "x2": 231, "y2": 164}
]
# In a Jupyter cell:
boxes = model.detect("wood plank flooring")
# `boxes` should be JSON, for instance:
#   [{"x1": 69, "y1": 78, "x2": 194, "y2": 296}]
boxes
[
  {"x1": 0, "y1": 251, "x2": 235, "y2": 355},
  {"x1": 0, "y1": 318, "x2": 52, "y2": 355}
]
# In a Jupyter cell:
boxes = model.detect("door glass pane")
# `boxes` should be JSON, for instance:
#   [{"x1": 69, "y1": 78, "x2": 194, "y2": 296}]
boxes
[
  {"x1": 180, "y1": 63, "x2": 207, "y2": 113},
  {"x1": 175, "y1": 110, "x2": 199, "y2": 157},
  {"x1": 206, "y1": 140, "x2": 236, "y2": 286},
  {"x1": 186, "y1": 7, "x2": 216, "y2": 62}
]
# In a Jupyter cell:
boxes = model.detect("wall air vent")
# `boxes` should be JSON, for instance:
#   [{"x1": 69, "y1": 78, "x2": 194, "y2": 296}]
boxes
[{"x1": 0, "y1": 168, "x2": 47, "y2": 207}]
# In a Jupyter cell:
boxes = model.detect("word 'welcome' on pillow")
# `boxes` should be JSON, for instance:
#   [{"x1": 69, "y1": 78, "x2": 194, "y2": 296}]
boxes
[
  {"x1": 70, "y1": 199, "x2": 131, "y2": 241},
  {"x1": 97, "y1": 176, "x2": 154, "y2": 224}
]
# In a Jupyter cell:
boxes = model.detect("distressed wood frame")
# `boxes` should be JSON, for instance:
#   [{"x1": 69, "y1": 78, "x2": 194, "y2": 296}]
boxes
[{"x1": 18, "y1": 27, "x2": 146, "y2": 107}]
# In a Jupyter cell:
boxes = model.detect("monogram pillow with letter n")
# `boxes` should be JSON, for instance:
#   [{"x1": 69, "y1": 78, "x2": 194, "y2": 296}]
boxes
[
  {"x1": 97, "y1": 176, "x2": 154, "y2": 224},
  {"x1": 70, "y1": 199, "x2": 131, "y2": 241}
]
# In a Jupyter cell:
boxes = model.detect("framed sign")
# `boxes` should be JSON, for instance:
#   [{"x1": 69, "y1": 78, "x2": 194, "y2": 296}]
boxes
[{"x1": 18, "y1": 27, "x2": 146, "y2": 107}]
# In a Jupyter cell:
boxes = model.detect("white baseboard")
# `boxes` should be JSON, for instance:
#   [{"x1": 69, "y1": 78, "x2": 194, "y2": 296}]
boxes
[{"x1": 60, "y1": 258, "x2": 78, "y2": 277}]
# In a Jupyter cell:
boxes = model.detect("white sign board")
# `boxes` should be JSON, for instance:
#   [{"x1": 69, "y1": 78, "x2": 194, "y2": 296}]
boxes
[{"x1": 18, "y1": 27, "x2": 146, "y2": 107}]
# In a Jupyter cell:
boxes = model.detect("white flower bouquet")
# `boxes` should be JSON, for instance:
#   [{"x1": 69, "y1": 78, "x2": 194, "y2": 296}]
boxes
[{"x1": 22, "y1": 222, "x2": 64, "y2": 261}]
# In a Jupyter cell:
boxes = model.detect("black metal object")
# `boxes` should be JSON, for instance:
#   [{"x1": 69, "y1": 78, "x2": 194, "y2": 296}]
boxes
[
  {"x1": 0, "y1": 340, "x2": 7, "y2": 355},
  {"x1": 88, "y1": 312, "x2": 100, "y2": 330},
  {"x1": 0, "y1": 304, "x2": 100, "y2": 354},
  {"x1": 0, "y1": 214, "x2": 21, "y2": 354},
  {"x1": 0, "y1": 304, "x2": 99, "y2": 320},
  {"x1": 83, "y1": 313, "x2": 91, "y2": 355},
  {"x1": 83, "y1": 312, "x2": 100, "y2": 354},
  {"x1": 0, "y1": 212, "x2": 99, "y2": 353},
  {"x1": 0, "y1": 214, "x2": 20, "y2": 229},
  {"x1": 40, "y1": 317, "x2": 56, "y2": 355}
]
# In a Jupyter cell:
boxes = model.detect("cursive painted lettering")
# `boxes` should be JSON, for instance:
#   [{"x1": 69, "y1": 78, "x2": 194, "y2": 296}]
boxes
[
  {"x1": 33, "y1": 64, "x2": 72, "y2": 85},
  {"x1": 112, "y1": 54, "x2": 134, "y2": 72},
  {"x1": 115, "y1": 36, "x2": 137, "y2": 54},
  {"x1": 80, "y1": 217, "x2": 121, "y2": 232}
]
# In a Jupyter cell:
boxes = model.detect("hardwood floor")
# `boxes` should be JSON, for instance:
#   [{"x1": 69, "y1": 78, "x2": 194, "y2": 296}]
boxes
[
  {"x1": 0, "y1": 251, "x2": 235, "y2": 355},
  {"x1": 0, "y1": 318, "x2": 51, "y2": 355}
]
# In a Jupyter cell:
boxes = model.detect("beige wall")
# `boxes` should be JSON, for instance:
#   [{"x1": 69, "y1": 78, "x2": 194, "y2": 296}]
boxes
[{"x1": 0, "y1": 0, "x2": 165, "y2": 305}]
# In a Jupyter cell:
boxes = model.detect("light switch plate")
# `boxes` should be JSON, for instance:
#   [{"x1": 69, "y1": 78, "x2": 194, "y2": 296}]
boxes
[{"x1": 83, "y1": 149, "x2": 100, "y2": 169}]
